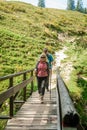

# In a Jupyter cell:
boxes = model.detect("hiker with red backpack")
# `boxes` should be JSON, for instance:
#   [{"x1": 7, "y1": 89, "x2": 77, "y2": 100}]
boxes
[{"x1": 35, "y1": 53, "x2": 50, "y2": 103}]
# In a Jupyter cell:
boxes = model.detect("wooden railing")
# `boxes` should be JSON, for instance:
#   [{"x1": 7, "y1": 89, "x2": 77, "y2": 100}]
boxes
[
  {"x1": 56, "y1": 69, "x2": 80, "y2": 129},
  {"x1": 0, "y1": 68, "x2": 82, "y2": 129},
  {"x1": 0, "y1": 69, "x2": 35, "y2": 119}
]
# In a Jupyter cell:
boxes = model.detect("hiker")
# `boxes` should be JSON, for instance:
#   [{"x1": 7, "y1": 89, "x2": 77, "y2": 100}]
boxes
[
  {"x1": 35, "y1": 53, "x2": 49, "y2": 103},
  {"x1": 43, "y1": 48, "x2": 54, "y2": 91}
]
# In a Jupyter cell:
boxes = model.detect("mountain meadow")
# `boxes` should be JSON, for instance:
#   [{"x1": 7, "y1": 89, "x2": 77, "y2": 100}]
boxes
[{"x1": 0, "y1": 1, "x2": 87, "y2": 129}]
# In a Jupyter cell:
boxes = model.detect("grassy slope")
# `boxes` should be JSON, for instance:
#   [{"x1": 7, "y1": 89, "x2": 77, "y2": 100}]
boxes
[
  {"x1": 63, "y1": 41, "x2": 87, "y2": 126},
  {"x1": 0, "y1": 1, "x2": 87, "y2": 76},
  {"x1": 0, "y1": 1, "x2": 87, "y2": 128}
]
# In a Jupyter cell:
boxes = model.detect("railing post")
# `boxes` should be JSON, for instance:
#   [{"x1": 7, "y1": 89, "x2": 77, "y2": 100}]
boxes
[
  {"x1": 23, "y1": 73, "x2": 26, "y2": 101},
  {"x1": 9, "y1": 77, "x2": 14, "y2": 117},
  {"x1": 30, "y1": 70, "x2": 34, "y2": 95}
]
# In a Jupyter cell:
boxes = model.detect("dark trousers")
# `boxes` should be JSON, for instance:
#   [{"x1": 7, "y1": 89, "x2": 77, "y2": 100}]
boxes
[{"x1": 37, "y1": 77, "x2": 48, "y2": 96}]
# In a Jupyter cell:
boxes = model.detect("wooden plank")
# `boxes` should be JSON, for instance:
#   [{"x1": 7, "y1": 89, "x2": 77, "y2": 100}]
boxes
[
  {"x1": 5, "y1": 124, "x2": 57, "y2": 130},
  {"x1": 5, "y1": 89, "x2": 59, "y2": 130},
  {"x1": 63, "y1": 128, "x2": 77, "y2": 130},
  {"x1": 15, "y1": 114, "x2": 57, "y2": 118},
  {"x1": 31, "y1": 89, "x2": 56, "y2": 98},
  {"x1": 6, "y1": 117, "x2": 57, "y2": 125}
]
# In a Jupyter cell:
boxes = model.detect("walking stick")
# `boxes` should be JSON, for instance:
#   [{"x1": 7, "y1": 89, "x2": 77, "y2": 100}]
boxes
[{"x1": 49, "y1": 71, "x2": 52, "y2": 100}]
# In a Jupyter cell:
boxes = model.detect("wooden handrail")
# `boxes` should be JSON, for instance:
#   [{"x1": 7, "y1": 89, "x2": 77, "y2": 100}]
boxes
[
  {"x1": 0, "y1": 69, "x2": 34, "y2": 81},
  {"x1": 0, "y1": 68, "x2": 35, "y2": 118},
  {"x1": 56, "y1": 69, "x2": 80, "y2": 128},
  {"x1": 0, "y1": 76, "x2": 34, "y2": 105}
]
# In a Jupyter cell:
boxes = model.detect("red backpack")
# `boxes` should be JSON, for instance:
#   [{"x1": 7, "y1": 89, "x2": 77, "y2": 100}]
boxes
[{"x1": 36, "y1": 61, "x2": 49, "y2": 77}]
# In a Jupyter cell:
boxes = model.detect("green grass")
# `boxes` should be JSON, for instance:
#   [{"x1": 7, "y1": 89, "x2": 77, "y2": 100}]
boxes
[
  {"x1": 0, "y1": 1, "x2": 87, "y2": 76},
  {"x1": 63, "y1": 41, "x2": 87, "y2": 127}
]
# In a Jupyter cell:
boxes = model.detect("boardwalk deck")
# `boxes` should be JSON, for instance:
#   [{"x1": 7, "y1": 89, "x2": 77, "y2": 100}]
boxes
[
  {"x1": 5, "y1": 69, "x2": 77, "y2": 130},
  {"x1": 5, "y1": 89, "x2": 60, "y2": 130}
]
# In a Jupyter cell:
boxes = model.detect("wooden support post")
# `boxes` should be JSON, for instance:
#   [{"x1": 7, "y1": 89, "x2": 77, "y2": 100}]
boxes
[
  {"x1": 30, "y1": 70, "x2": 34, "y2": 95},
  {"x1": 23, "y1": 73, "x2": 26, "y2": 101},
  {"x1": 9, "y1": 77, "x2": 14, "y2": 117}
]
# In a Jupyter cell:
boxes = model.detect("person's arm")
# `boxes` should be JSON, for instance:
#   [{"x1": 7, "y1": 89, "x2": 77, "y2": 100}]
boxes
[
  {"x1": 50, "y1": 54, "x2": 54, "y2": 66},
  {"x1": 34, "y1": 68, "x2": 37, "y2": 76},
  {"x1": 34, "y1": 62, "x2": 39, "y2": 76}
]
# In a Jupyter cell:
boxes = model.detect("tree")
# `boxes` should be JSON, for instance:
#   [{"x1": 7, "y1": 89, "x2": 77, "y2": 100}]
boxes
[
  {"x1": 76, "y1": 0, "x2": 84, "y2": 12},
  {"x1": 67, "y1": 0, "x2": 75, "y2": 10},
  {"x1": 38, "y1": 0, "x2": 45, "y2": 8},
  {"x1": 84, "y1": 8, "x2": 87, "y2": 14}
]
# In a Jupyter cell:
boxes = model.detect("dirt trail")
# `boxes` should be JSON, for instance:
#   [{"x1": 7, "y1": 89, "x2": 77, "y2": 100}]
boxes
[
  {"x1": 50, "y1": 47, "x2": 70, "y2": 89},
  {"x1": 54, "y1": 47, "x2": 67, "y2": 68},
  {"x1": 55, "y1": 47, "x2": 73, "y2": 82}
]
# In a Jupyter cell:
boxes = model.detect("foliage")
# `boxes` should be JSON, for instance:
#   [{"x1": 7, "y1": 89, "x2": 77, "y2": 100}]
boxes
[
  {"x1": 67, "y1": 0, "x2": 86, "y2": 14},
  {"x1": 38, "y1": 0, "x2": 45, "y2": 8},
  {"x1": 76, "y1": 0, "x2": 84, "y2": 13},
  {"x1": 76, "y1": 77, "x2": 87, "y2": 126},
  {"x1": 64, "y1": 38, "x2": 87, "y2": 127},
  {"x1": 67, "y1": 0, "x2": 75, "y2": 10}
]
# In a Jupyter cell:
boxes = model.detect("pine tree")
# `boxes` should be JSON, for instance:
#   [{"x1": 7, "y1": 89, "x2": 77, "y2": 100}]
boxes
[
  {"x1": 38, "y1": 0, "x2": 45, "y2": 8},
  {"x1": 67, "y1": 0, "x2": 75, "y2": 10},
  {"x1": 84, "y1": 8, "x2": 87, "y2": 14},
  {"x1": 76, "y1": 0, "x2": 84, "y2": 12}
]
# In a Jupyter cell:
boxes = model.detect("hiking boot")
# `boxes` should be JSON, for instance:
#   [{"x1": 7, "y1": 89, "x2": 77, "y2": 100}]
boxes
[
  {"x1": 40, "y1": 96, "x2": 44, "y2": 104},
  {"x1": 47, "y1": 89, "x2": 49, "y2": 92},
  {"x1": 47, "y1": 88, "x2": 49, "y2": 92}
]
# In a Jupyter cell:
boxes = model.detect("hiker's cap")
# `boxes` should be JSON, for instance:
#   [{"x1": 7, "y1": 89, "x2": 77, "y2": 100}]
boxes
[{"x1": 43, "y1": 48, "x2": 48, "y2": 53}]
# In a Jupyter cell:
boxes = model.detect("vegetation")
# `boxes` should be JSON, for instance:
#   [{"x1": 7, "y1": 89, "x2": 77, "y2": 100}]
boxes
[
  {"x1": 38, "y1": 0, "x2": 45, "y2": 8},
  {"x1": 0, "y1": 1, "x2": 87, "y2": 129},
  {"x1": 62, "y1": 38, "x2": 87, "y2": 127},
  {"x1": 67, "y1": 0, "x2": 75, "y2": 10},
  {"x1": 76, "y1": 0, "x2": 84, "y2": 12},
  {"x1": 67, "y1": 0, "x2": 87, "y2": 13}
]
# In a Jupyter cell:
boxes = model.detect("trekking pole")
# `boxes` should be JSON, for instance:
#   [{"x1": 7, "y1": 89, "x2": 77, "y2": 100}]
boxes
[{"x1": 49, "y1": 71, "x2": 52, "y2": 100}]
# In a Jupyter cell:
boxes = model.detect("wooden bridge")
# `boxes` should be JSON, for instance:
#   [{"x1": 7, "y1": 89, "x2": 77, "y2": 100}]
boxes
[{"x1": 0, "y1": 68, "x2": 80, "y2": 130}]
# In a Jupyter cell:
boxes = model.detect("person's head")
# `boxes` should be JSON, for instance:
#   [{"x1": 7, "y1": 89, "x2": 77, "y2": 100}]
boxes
[
  {"x1": 40, "y1": 53, "x2": 47, "y2": 61},
  {"x1": 43, "y1": 48, "x2": 48, "y2": 54}
]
